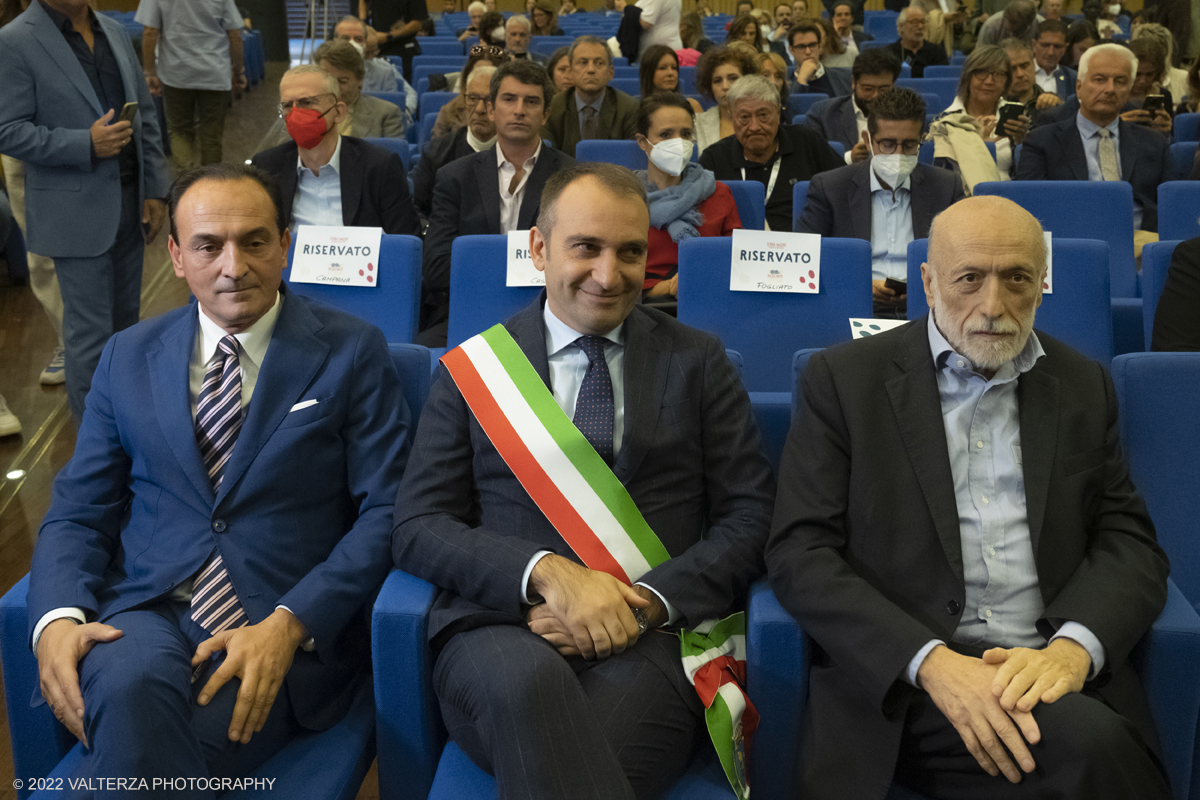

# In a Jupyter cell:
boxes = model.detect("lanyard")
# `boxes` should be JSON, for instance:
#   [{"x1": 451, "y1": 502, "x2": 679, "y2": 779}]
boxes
[{"x1": 741, "y1": 157, "x2": 782, "y2": 231}]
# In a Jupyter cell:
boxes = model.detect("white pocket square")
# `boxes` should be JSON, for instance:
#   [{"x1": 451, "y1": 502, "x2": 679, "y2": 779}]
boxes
[{"x1": 290, "y1": 399, "x2": 319, "y2": 412}]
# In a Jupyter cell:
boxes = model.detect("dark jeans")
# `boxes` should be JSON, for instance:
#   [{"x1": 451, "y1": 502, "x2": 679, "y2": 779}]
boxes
[{"x1": 162, "y1": 85, "x2": 230, "y2": 172}]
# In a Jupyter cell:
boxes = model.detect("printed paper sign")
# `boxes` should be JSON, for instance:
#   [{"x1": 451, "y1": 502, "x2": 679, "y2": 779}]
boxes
[
  {"x1": 1042, "y1": 231, "x2": 1053, "y2": 294},
  {"x1": 291, "y1": 225, "x2": 382, "y2": 287},
  {"x1": 850, "y1": 318, "x2": 909, "y2": 339},
  {"x1": 730, "y1": 229, "x2": 821, "y2": 293},
  {"x1": 507, "y1": 230, "x2": 544, "y2": 287}
]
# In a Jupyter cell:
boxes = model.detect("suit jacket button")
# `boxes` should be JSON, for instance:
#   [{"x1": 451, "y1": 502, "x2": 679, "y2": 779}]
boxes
[
  {"x1": 946, "y1": 599, "x2": 961, "y2": 615},
  {"x1": 212, "y1": 519, "x2": 227, "y2": 533}
]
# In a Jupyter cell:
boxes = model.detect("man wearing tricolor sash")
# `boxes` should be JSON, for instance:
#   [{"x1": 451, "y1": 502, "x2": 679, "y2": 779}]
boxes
[{"x1": 392, "y1": 163, "x2": 775, "y2": 799}]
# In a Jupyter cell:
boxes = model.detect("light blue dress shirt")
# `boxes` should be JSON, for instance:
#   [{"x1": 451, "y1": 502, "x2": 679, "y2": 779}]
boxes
[
  {"x1": 869, "y1": 165, "x2": 914, "y2": 283},
  {"x1": 134, "y1": 0, "x2": 243, "y2": 91},
  {"x1": 906, "y1": 313, "x2": 1106, "y2": 685},
  {"x1": 1075, "y1": 112, "x2": 1143, "y2": 230},
  {"x1": 290, "y1": 134, "x2": 344, "y2": 233}
]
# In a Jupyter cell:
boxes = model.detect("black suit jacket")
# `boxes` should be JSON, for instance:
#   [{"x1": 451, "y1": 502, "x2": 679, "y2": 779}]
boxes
[
  {"x1": 1015, "y1": 115, "x2": 1169, "y2": 232},
  {"x1": 419, "y1": 145, "x2": 575, "y2": 333},
  {"x1": 1152, "y1": 236, "x2": 1200, "y2": 351},
  {"x1": 251, "y1": 135, "x2": 421, "y2": 236},
  {"x1": 803, "y1": 95, "x2": 858, "y2": 150},
  {"x1": 766, "y1": 320, "x2": 1169, "y2": 800},
  {"x1": 393, "y1": 298, "x2": 776, "y2": 671},
  {"x1": 411, "y1": 126, "x2": 477, "y2": 217},
  {"x1": 795, "y1": 160, "x2": 964, "y2": 236}
]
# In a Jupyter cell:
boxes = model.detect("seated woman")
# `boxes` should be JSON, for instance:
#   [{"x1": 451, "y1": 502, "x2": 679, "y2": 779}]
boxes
[
  {"x1": 1124, "y1": 38, "x2": 1174, "y2": 137},
  {"x1": 694, "y1": 44, "x2": 759, "y2": 153},
  {"x1": 679, "y1": 12, "x2": 716, "y2": 63},
  {"x1": 635, "y1": 92, "x2": 742, "y2": 300},
  {"x1": 641, "y1": 45, "x2": 704, "y2": 113},
  {"x1": 530, "y1": 0, "x2": 566, "y2": 35},
  {"x1": 431, "y1": 45, "x2": 509, "y2": 139},
  {"x1": 1061, "y1": 22, "x2": 1094, "y2": 69},
  {"x1": 727, "y1": 14, "x2": 768, "y2": 53},
  {"x1": 755, "y1": 51, "x2": 790, "y2": 118},
  {"x1": 1152, "y1": 236, "x2": 1200, "y2": 351},
  {"x1": 548, "y1": 46, "x2": 574, "y2": 94},
  {"x1": 1132, "y1": 22, "x2": 1189, "y2": 109},
  {"x1": 818, "y1": 18, "x2": 854, "y2": 68},
  {"x1": 930, "y1": 45, "x2": 1028, "y2": 186}
]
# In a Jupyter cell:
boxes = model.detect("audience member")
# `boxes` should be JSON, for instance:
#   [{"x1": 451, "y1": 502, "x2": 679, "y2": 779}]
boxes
[
  {"x1": 1033, "y1": 20, "x2": 1076, "y2": 100},
  {"x1": 792, "y1": 0, "x2": 809, "y2": 18},
  {"x1": 638, "y1": 0, "x2": 684, "y2": 58},
  {"x1": 394, "y1": 160, "x2": 773, "y2": 800},
  {"x1": 1181, "y1": 58, "x2": 1200, "y2": 114},
  {"x1": 817, "y1": 18, "x2": 854, "y2": 69},
  {"x1": 560, "y1": 0, "x2": 580, "y2": 14},
  {"x1": 1003, "y1": 38, "x2": 1064, "y2": 126},
  {"x1": 530, "y1": 0, "x2": 564, "y2": 35},
  {"x1": 1152, "y1": 236, "x2": 1200, "y2": 351},
  {"x1": 457, "y1": 0, "x2": 485, "y2": 41},
  {"x1": 805, "y1": 48, "x2": 900, "y2": 163},
  {"x1": 505, "y1": 15, "x2": 540, "y2": 62},
  {"x1": 0, "y1": 0, "x2": 169, "y2": 422},
  {"x1": 769, "y1": 194, "x2": 1172, "y2": 800},
  {"x1": 912, "y1": 0, "x2": 963, "y2": 57},
  {"x1": 337, "y1": 17, "x2": 417, "y2": 120},
  {"x1": 641, "y1": 45, "x2": 704, "y2": 112},
  {"x1": 252, "y1": 65, "x2": 420, "y2": 236},
  {"x1": 477, "y1": 10, "x2": 507, "y2": 46},
  {"x1": 1132, "y1": 23, "x2": 1189, "y2": 107},
  {"x1": 696, "y1": 0, "x2": 717, "y2": 16},
  {"x1": 136, "y1": 0, "x2": 245, "y2": 173},
  {"x1": 701, "y1": 75, "x2": 842, "y2": 231},
  {"x1": 978, "y1": 0, "x2": 1038, "y2": 47},
  {"x1": 28, "y1": 162, "x2": 409, "y2": 790},
  {"x1": 412, "y1": 65, "x2": 498, "y2": 217},
  {"x1": 1017, "y1": 43, "x2": 1169, "y2": 233},
  {"x1": 728, "y1": 14, "x2": 766, "y2": 53},
  {"x1": 831, "y1": 1, "x2": 873, "y2": 59},
  {"x1": 694, "y1": 44, "x2": 758, "y2": 153},
  {"x1": 680, "y1": 11, "x2": 716, "y2": 55},
  {"x1": 543, "y1": 36, "x2": 639, "y2": 158},
  {"x1": 756, "y1": 51, "x2": 791, "y2": 114},
  {"x1": 1040, "y1": 0, "x2": 1063, "y2": 21},
  {"x1": 789, "y1": 19, "x2": 852, "y2": 95},
  {"x1": 360, "y1": 0, "x2": 429, "y2": 80},
  {"x1": 1062, "y1": 22, "x2": 1095, "y2": 69},
  {"x1": 1126, "y1": 38, "x2": 1174, "y2": 135},
  {"x1": 635, "y1": 92, "x2": 741, "y2": 299},
  {"x1": 768, "y1": 2, "x2": 793, "y2": 51},
  {"x1": 933, "y1": 45, "x2": 1028, "y2": 182},
  {"x1": 421, "y1": 60, "x2": 573, "y2": 346},
  {"x1": 432, "y1": 45, "x2": 509, "y2": 139},
  {"x1": 548, "y1": 46, "x2": 574, "y2": 93},
  {"x1": 797, "y1": 87, "x2": 962, "y2": 317},
  {"x1": 885, "y1": 6, "x2": 949, "y2": 78}
]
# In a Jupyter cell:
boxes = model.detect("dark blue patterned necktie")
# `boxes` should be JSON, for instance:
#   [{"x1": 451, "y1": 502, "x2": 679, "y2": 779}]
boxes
[{"x1": 572, "y1": 335, "x2": 614, "y2": 466}]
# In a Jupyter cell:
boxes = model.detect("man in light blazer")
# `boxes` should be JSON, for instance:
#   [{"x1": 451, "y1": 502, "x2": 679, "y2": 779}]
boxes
[
  {"x1": 30, "y1": 164, "x2": 410, "y2": 787},
  {"x1": 394, "y1": 162, "x2": 775, "y2": 799},
  {"x1": 0, "y1": 0, "x2": 170, "y2": 422},
  {"x1": 541, "y1": 36, "x2": 639, "y2": 158}
]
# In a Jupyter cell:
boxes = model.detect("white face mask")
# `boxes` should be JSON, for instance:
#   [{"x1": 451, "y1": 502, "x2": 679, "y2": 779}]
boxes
[
  {"x1": 871, "y1": 152, "x2": 918, "y2": 189},
  {"x1": 1107, "y1": 3, "x2": 1120, "y2": 14},
  {"x1": 648, "y1": 137, "x2": 694, "y2": 176},
  {"x1": 348, "y1": 40, "x2": 366, "y2": 57}
]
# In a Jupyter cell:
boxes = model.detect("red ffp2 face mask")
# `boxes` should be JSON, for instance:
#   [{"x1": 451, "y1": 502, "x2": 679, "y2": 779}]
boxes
[{"x1": 285, "y1": 105, "x2": 333, "y2": 149}]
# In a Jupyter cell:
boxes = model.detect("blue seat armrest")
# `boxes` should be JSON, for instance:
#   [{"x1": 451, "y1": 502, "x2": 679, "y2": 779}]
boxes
[
  {"x1": 1111, "y1": 298, "x2": 1144, "y2": 356},
  {"x1": 745, "y1": 578, "x2": 806, "y2": 800},
  {"x1": 1130, "y1": 579, "x2": 1200, "y2": 800},
  {"x1": 0, "y1": 574, "x2": 75, "y2": 799},
  {"x1": 747, "y1": 392, "x2": 791, "y2": 477},
  {"x1": 372, "y1": 570, "x2": 444, "y2": 800}
]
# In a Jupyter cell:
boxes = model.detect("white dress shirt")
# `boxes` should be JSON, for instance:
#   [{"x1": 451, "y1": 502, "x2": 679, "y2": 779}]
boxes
[
  {"x1": 1034, "y1": 65, "x2": 1060, "y2": 94},
  {"x1": 291, "y1": 134, "x2": 344, "y2": 232},
  {"x1": 497, "y1": 140, "x2": 542, "y2": 235},
  {"x1": 519, "y1": 304, "x2": 679, "y2": 626}
]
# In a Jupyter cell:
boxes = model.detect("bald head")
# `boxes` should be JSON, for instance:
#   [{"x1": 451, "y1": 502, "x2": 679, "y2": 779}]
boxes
[{"x1": 927, "y1": 196, "x2": 1046, "y2": 279}]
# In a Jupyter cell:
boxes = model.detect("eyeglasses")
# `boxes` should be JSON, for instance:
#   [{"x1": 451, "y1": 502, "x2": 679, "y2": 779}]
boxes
[
  {"x1": 277, "y1": 93, "x2": 337, "y2": 116},
  {"x1": 470, "y1": 44, "x2": 506, "y2": 57},
  {"x1": 791, "y1": 40, "x2": 820, "y2": 52},
  {"x1": 971, "y1": 69, "x2": 1008, "y2": 82},
  {"x1": 873, "y1": 138, "x2": 921, "y2": 155}
]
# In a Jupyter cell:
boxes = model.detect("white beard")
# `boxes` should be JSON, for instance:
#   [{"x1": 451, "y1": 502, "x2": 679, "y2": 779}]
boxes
[{"x1": 932, "y1": 294, "x2": 1036, "y2": 372}]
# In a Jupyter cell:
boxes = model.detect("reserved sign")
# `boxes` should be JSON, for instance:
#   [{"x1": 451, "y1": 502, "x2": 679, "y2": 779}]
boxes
[
  {"x1": 730, "y1": 229, "x2": 821, "y2": 293},
  {"x1": 507, "y1": 230, "x2": 544, "y2": 287},
  {"x1": 291, "y1": 225, "x2": 382, "y2": 287}
]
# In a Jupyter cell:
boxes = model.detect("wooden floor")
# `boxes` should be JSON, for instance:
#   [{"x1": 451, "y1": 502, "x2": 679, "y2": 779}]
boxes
[{"x1": 0, "y1": 63, "x2": 379, "y2": 800}]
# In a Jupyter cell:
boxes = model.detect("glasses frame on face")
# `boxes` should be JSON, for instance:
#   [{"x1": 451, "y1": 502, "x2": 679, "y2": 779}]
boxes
[
  {"x1": 872, "y1": 137, "x2": 921, "y2": 155},
  {"x1": 971, "y1": 69, "x2": 1008, "y2": 83},
  {"x1": 470, "y1": 44, "x2": 506, "y2": 57},
  {"x1": 277, "y1": 93, "x2": 337, "y2": 117},
  {"x1": 791, "y1": 37, "x2": 821, "y2": 53}
]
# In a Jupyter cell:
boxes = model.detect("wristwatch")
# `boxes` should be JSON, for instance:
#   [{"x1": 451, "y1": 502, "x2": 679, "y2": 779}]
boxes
[{"x1": 632, "y1": 607, "x2": 649, "y2": 637}]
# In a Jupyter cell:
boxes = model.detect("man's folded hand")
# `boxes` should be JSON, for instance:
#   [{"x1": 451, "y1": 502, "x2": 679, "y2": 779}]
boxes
[{"x1": 528, "y1": 554, "x2": 649, "y2": 660}]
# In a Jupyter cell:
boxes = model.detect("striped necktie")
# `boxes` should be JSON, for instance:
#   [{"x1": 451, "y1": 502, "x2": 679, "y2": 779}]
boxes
[
  {"x1": 572, "y1": 335, "x2": 614, "y2": 466},
  {"x1": 190, "y1": 335, "x2": 249, "y2": 636}
]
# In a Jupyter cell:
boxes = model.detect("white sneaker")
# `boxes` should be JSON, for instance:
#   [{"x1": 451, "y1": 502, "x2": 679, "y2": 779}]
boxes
[
  {"x1": 40, "y1": 347, "x2": 66, "y2": 385},
  {"x1": 0, "y1": 394, "x2": 21, "y2": 437}
]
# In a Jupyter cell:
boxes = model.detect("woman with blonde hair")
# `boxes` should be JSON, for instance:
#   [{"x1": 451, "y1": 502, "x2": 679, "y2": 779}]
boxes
[
  {"x1": 755, "y1": 51, "x2": 790, "y2": 116},
  {"x1": 1131, "y1": 23, "x2": 1188, "y2": 108}
]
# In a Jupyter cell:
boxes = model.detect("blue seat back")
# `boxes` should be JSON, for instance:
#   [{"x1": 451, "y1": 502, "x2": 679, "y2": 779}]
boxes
[
  {"x1": 419, "y1": 91, "x2": 458, "y2": 119},
  {"x1": 973, "y1": 180, "x2": 1138, "y2": 298},
  {"x1": 792, "y1": 113, "x2": 807, "y2": 126},
  {"x1": 610, "y1": 77, "x2": 641, "y2": 97},
  {"x1": 285, "y1": 235, "x2": 423, "y2": 344},
  {"x1": 1170, "y1": 142, "x2": 1198, "y2": 181},
  {"x1": 388, "y1": 344, "x2": 432, "y2": 429},
  {"x1": 1111, "y1": 352, "x2": 1200, "y2": 605},
  {"x1": 917, "y1": 139, "x2": 935, "y2": 164},
  {"x1": 864, "y1": 14, "x2": 898, "y2": 41},
  {"x1": 575, "y1": 139, "x2": 645, "y2": 170},
  {"x1": 790, "y1": 347, "x2": 822, "y2": 418},
  {"x1": 1139, "y1": 240, "x2": 1182, "y2": 350},
  {"x1": 922, "y1": 64, "x2": 962, "y2": 79},
  {"x1": 530, "y1": 35, "x2": 574, "y2": 56},
  {"x1": 1158, "y1": 182, "x2": 1200, "y2": 241},
  {"x1": 417, "y1": 39, "x2": 465, "y2": 57},
  {"x1": 613, "y1": 65, "x2": 639, "y2": 79},
  {"x1": 677, "y1": 236, "x2": 872, "y2": 391},
  {"x1": 723, "y1": 180, "x2": 766, "y2": 231},
  {"x1": 364, "y1": 136, "x2": 414, "y2": 171},
  {"x1": 791, "y1": 180, "x2": 809, "y2": 230},
  {"x1": 678, "y1": 66, "x2": 698, "y2": 95},
  {"x1": 787, "y1": 93, "x2": 829, "y2": 117},
  {"x1": 363, "y1": 90, "x2": 407, "y2": 114},
  {"x1": 906, "y1": 237, "x2": 1115, "y2": 363},
  {"x1": 827, "y1": 140, "x2": 845, "y2": 158},
  {"x1": 447, "y1": 235, "x2": 542, "y2": 349},
  {"x1": 895, "y1": 77, "x2": 959, "y2": 112},
  {"x1": 1174, "y1": 112, "x2": 1199, "y2": 142}
]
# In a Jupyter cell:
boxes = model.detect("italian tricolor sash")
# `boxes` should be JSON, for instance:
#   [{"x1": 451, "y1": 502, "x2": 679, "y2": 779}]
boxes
[{"x1": 441, "y1": 324, "x2": 758, "y2": 799}]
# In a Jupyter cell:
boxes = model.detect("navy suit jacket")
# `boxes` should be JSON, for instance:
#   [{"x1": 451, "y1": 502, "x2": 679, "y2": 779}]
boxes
[
  {"x1": 0, "y1": 0, "x2": 169, "y2": 258},
  {"x1": 1046, "y1": 64, "x2": 1078, "y2": 101},
  {"x1": 28, "y1": 288, "x2": 411, "y2": 730},
  {"x1": 804, "y1": 95, "x2": 859, "y2": 151},
  {"x1": 1016, "y1": 114, "x2": 1169, "y2": 232},
  {"x1": 795, "y1": 159, "x2": 964, "y2": 238},
  {"x1": 252, "y1": 135, "x2": 421, "y2": 236},
  {"x1": 393, "y1": 298, "x2": 776, "y2": 673}
]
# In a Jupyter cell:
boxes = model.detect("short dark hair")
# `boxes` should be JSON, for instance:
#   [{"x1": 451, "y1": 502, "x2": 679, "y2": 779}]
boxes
[
  {"x1": 1035, "y1": 18, "x2": 1069, "y2": 38},
  {"x1": 788, "y1": 18, "x2": 823, "y2": 49},
  {"x1": 536, "y1": 163, "x2": 647, "y2": 237},
  {"x1": 866, "y1": 86, "x2": 926, "y2": 136},
  {"x1": 636, "y1": 91, "x2": 696, "y2": 137},
  {"x1": 568, "y1": 35, "x2": 612, "y2": 67},
  {"x1": 168, "y1": 164, "x2": 285, "y2": 243},
  {"x1": 852, "y1": 47, "x2": 902, "y2": 82},
  {"x1": 488, "y1": 58, "x2": 555, "y2": 107},
  {"x1": 831, "y1": 1, "x2": 853, "y2": 13}
]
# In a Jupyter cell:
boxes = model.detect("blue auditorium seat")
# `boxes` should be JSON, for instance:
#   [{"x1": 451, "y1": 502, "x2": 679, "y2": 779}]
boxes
[
  {"x1": 574, "y1": 139, "x2": 645, "y2": 170},
  {"x1": 787, "y1": 93, "x2": 830, "y2": 117},
  {"x1": 922, "y1": 64, "x2": 962, "y2": 79},
  {"x1": 418, "y1": 91, "x2": 458, "y2": 120},
  {"x1": 1139, "y1": 240, "x2": 1181, "y2": 350},
  {"x1": 1170, "y1": 142, "x2": 1198, "y2": 181},
  {"x1": 723, "y1": 180, "x2": 766, "y2": 230},
  {"x1": 364, "y1": 136, "x2": 414, "y2": 171},
  {"x1": 388, "y1": 343, "x2": 432, "y2": 429},
  {"x1": 1158, "y1": 181, "x2": 1200, "y2": 241},
  {"x1": 896, "y1": 78, "x2": 959, "y2": 112},
  {"x1": 446, "y1": 235, "x2": 542, "y2": 349},
  {"x1": 610, "y1": 77, "x2": 641, "y2": 97},
  {"x1": 416, "y1": 38, "x2": 465, "y2": 57},
  {"x1": 791, "y1": 180, "x2": 810, "y2": 230},
  {"x1": 1174, "y1": 112, "x2": 1199, "y2": 142}
]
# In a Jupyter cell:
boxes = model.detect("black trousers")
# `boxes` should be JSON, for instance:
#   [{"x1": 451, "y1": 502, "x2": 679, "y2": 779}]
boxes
[
  {"x1": 434, "y1": 624, "x2": 705, "y2": 800},
  {"x1": 893, "y1": 688, "x2": 1172, "y2": 799}
]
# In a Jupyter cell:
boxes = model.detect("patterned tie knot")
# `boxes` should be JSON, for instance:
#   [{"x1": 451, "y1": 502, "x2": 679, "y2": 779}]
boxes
[
  {"x1": 217, "y1": 334, "x2": 238, "y2": 359},
  {"x1": 1099, "y1": 128, "x2": 1112, "y2": 139},
  {"x1": 576, "y1": 335, "x2": 608, "y2": 364}
]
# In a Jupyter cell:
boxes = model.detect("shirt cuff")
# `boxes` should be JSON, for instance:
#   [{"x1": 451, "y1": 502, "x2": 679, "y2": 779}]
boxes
[
  {"x1": 843, "y1": 149, "x2": 854, "y2": 165},
  {"x1": 32, "y1": 608, "x2": 87, "y2": 653},
  {"x1": 907, "y1": 638, "x2": 944, "y2": 687},
  {"x1": 521, "y1": 550, "x2": 554, "y2": 605},
  {"x1": 275, "y1": 605, "x2": 316, "y2": 652},
  {"x1": 1051, "y1": 622, "x2": 1105, "y2": 679},
  {"x1": 634, "y1": 582, "x2": 679, "y2": 627}
]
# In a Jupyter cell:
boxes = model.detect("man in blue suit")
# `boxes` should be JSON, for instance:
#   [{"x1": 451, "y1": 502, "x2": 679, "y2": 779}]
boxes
[
  {"x1": 804, "y1": 48, "x2": 901, "y2": 164},
  {"x1": 0, "y1": 0, "x2": 171, "y2": 422},
  {"x1": 29, "y1": 164, "x2": 410, "y2": 793}
]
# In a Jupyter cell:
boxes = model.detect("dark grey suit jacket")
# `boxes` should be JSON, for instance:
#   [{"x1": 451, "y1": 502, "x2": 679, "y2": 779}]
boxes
[
  {"x1": 795, "y1": 160, "x2": 964, "y2": 238},
  {"x1": 542, "y1": 85, "x2": 641, "y2": 158},
  {"x1": 803, "y1": 95, "x2": 859, "y2": 152},
  {"x1": 766, "y1": 319, "x2": 1169, "y2": 800},
  {"x1": 393, "y1": 298, "x2": 776, "y2": 670},
  {"x1": 1015, "y1": 115, "x2": 1169, "y2": 232}
]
